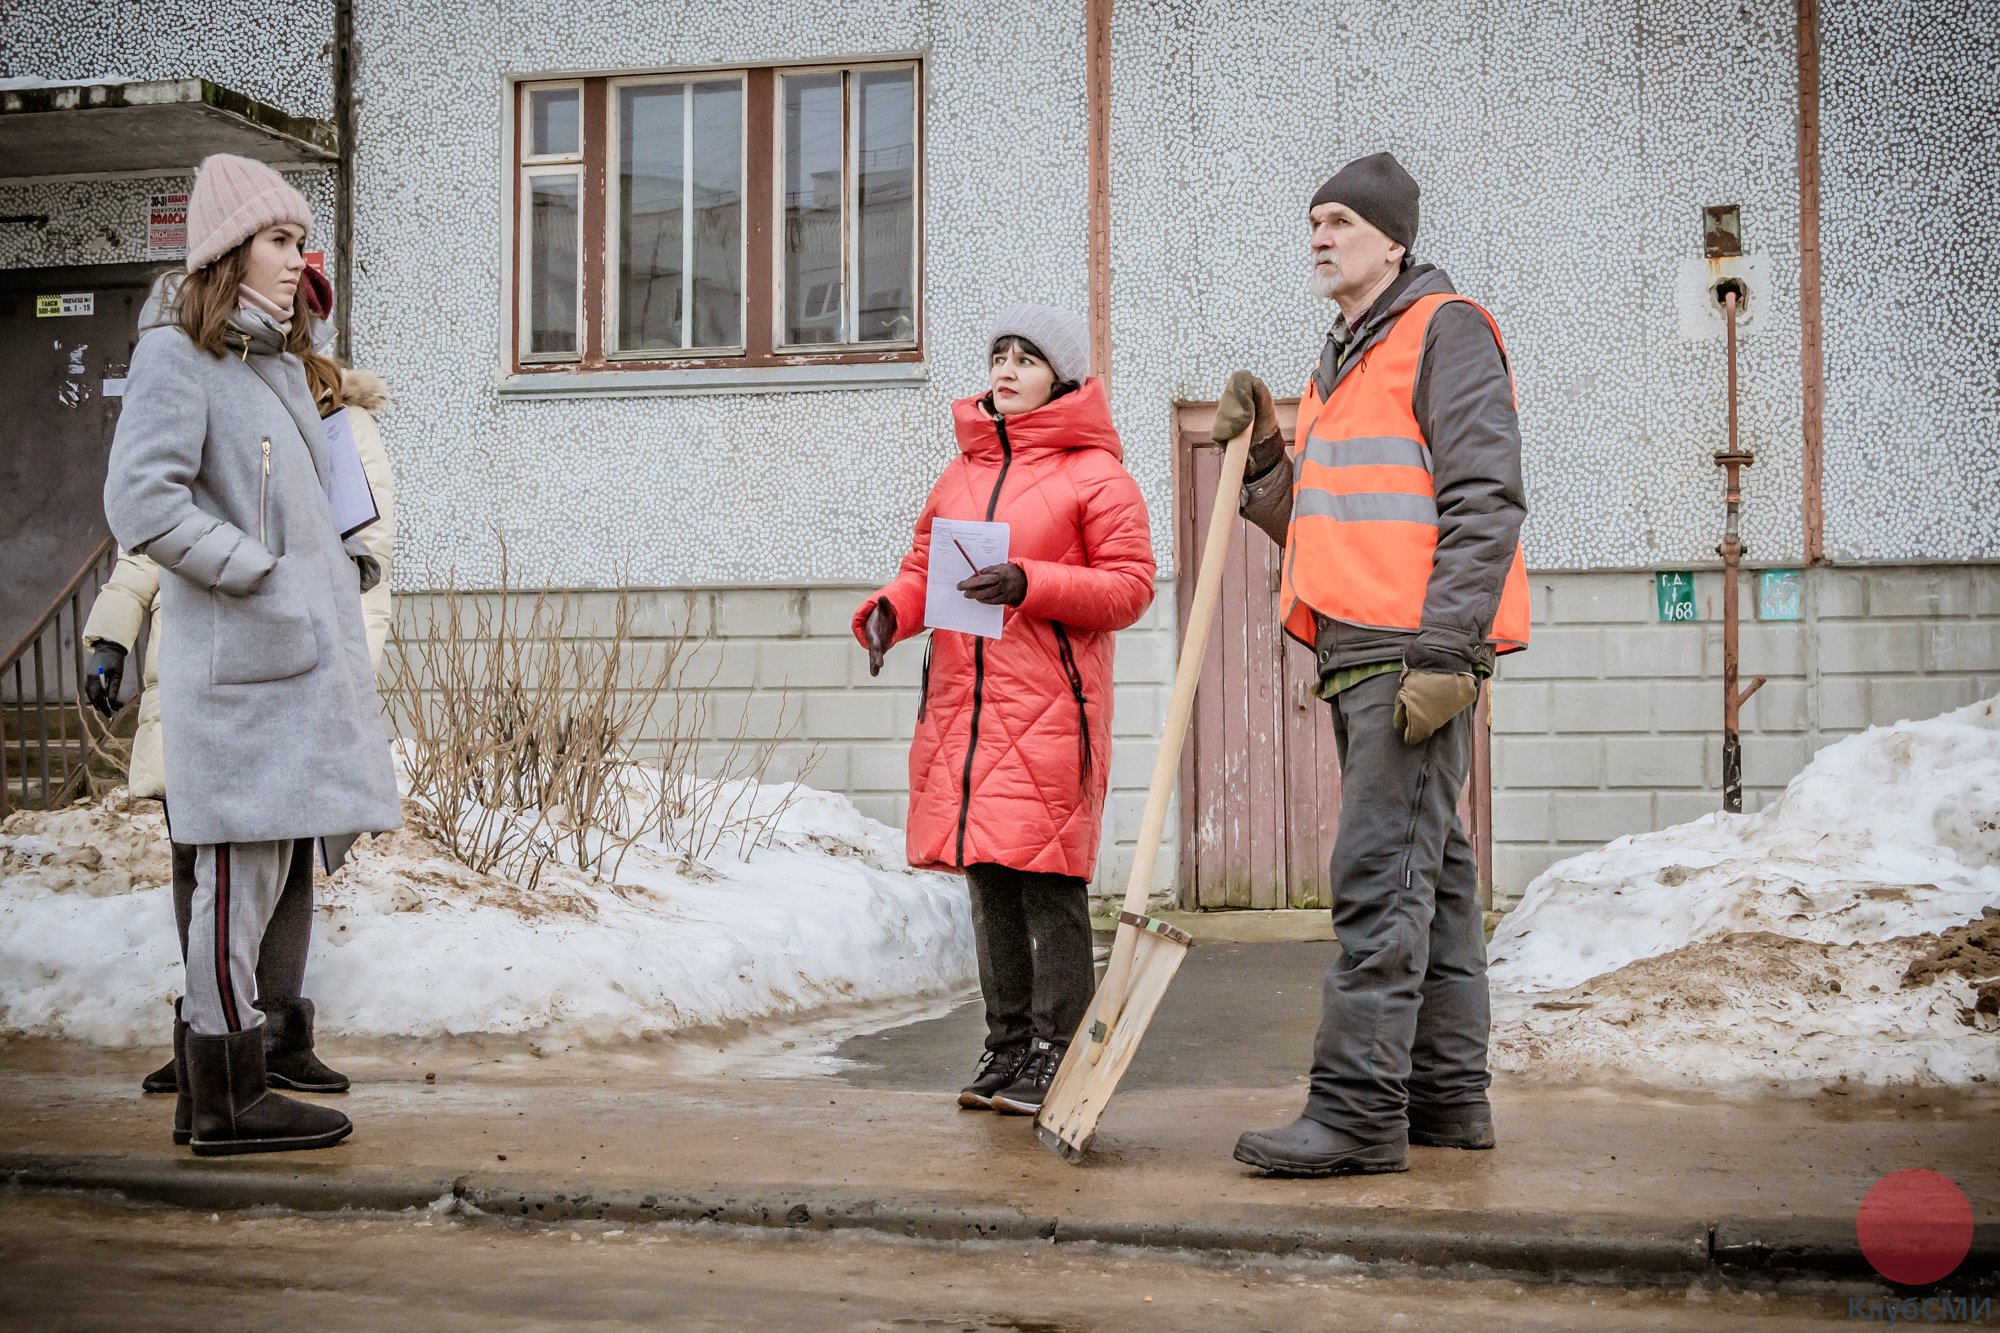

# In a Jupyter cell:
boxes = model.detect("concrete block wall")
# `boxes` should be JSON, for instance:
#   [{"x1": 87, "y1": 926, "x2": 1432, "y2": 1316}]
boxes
[
  {"x1": 1491, "y1": 564, "x2": 2000, "y2": 904},
  {"x1": 393, "y1": 582, "x2": 1181, "y2": 903}
]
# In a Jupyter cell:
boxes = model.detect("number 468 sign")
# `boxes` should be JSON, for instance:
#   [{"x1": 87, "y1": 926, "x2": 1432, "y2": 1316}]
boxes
[{"x1": 1655, "y1": 571, "x2": 1699, "y2": 622}]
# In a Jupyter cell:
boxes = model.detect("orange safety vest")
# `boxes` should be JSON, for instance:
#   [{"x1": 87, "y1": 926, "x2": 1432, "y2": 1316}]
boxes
[{"x1": 1280, "y1": 292, "x2": 1531, "y2": 654}]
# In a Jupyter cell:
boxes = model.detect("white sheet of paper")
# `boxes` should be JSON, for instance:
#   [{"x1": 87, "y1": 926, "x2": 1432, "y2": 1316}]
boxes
[
  {"x1": 924, "y1": 518, "x2": 1010, "y2": 639},
  {"x1": 319, "y1": 407, "x2": 380, "y2": 538}
]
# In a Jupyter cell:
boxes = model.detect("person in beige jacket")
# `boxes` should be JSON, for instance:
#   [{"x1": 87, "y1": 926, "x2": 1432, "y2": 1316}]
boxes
[{"x1": 84, "y1": 354, "x2": 395, "y2": 1099}]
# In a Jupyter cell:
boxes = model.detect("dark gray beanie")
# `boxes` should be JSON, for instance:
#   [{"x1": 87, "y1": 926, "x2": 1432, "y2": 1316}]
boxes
[{"x1": 1309, "y1": 152, "x2": 1419, "y2": 252}]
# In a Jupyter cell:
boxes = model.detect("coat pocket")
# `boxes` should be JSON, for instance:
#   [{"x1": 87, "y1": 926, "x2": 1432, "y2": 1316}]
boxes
[{"x1": 211, "y1": 557, "x2": 320, "y2": 685}]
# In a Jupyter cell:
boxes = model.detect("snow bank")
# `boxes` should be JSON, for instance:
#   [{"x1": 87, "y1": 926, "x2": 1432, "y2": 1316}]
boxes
[
  {"x1": 0, "y1": 783, "x2": 974, "y2": 1049},
  {"x1": 0, "y1": 75, "x2": 145, "y2": 92},
  {"x1": 1490, "y1": 696, "x2": 2000, "y2": 1093}
]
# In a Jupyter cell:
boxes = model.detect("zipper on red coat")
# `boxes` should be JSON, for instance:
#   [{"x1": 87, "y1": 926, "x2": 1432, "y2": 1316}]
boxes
[
  {"x1": 955, "y1": 417, "x2": 1013, "y2": 867},
  {"x1": 1051, "y1": 622, "x2": 1091, "y2": 788}
]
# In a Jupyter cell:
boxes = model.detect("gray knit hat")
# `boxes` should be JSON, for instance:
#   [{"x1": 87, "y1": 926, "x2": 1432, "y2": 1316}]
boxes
[{"x1": 988, "y1": 303, "x2": 1090, "y2": 384}]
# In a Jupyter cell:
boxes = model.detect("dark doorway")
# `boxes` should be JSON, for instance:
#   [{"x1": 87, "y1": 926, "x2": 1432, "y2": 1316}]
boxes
[{"x1": 0, "y1": 262, "x2": 157, "y2": 652}]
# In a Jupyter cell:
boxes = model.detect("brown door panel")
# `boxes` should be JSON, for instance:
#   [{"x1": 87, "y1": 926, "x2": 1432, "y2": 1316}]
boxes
[{"x1": 1171, "y1": 398, "x2": 1491, "y2": 912}]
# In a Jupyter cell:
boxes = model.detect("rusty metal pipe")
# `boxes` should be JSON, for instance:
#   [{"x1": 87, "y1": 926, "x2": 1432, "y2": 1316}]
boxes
[{"x1": 1715, "y1": 287, "x2": 1764, "y2": 813}]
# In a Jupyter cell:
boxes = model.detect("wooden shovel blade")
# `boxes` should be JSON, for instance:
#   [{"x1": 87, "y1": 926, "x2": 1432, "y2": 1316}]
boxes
[{"x1": 1034, "y1": 926, "x2": 1192, "y2": 1161}]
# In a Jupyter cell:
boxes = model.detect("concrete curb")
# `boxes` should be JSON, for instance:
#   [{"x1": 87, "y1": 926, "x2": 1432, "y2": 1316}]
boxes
[{"x1": 5, "y1": 1152, "x2": 1995, "y2": 1290}]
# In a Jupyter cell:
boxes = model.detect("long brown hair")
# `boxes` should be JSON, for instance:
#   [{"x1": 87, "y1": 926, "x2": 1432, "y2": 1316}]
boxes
[{"x1": 170, "y1": 237, "x2": 345, "y2": 413}]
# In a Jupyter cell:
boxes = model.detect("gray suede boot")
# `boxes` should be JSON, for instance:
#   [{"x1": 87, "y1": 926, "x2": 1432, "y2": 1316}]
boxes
[
  {"x1": 172, "y1": 1002, "x2": 191, "y2": 1146},
  {"x1": 185, "y1": 1026, "x2": 351, "y2": 1157},
  {"x1": 256, "y1": 997, "x2": 350, "y2": 1093}
]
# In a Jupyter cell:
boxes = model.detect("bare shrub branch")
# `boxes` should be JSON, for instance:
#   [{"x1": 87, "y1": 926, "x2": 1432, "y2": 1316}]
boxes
[{"x1": 385, "y1": 537, "x2": 820, "y2": 888}]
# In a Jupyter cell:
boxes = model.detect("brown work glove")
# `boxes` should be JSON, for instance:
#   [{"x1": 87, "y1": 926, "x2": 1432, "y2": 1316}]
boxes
[
  {"x1": 957, "y1": 562, "x2": 1026, "y2": 607},
  {"x1": 1210, "y1": 370, "x2": 1286, "y2": 477},
  {"x1": 1393, "y1": 670, "x2": 1478, "y2": 746},
  {"x1": 863, "y1": 598, "x2": 897, "y2": 677}
]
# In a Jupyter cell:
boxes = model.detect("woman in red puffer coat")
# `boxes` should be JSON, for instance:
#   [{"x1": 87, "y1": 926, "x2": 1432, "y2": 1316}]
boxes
[{"x1": 853, "y1": 304, "x2": 1155, "y2": 1119}]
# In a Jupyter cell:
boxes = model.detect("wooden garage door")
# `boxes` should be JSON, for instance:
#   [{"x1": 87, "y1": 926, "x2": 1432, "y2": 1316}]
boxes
[{"x1": 1171, "y1": 400, "x2": 1492, "y2": 910}]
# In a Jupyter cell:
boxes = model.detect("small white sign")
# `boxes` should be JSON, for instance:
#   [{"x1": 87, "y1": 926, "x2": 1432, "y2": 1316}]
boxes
[
  {"x1": 145, "y1": 192, "x2": 189, "y2": 261},
  {"x1": 101, "y1": 377, "x2": 127, "y2": 398},
  {"x1": 924, "y1": 518, "x2": 1010, "y2": 639},
  {"x1": 35, "y1": 293, "x2": 93, "y2": 317}
]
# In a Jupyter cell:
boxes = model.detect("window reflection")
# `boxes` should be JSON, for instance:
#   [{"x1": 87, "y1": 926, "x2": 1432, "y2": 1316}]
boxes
[
  {"x1": 854, "y1": 68, "x2": 915, "y2": 344},
  {"x1": 529, "y1": 175, "x2": 579, "y2": 355},
  {"x1": 782, "y1": 73, "x2": 844, "y2": 346}
]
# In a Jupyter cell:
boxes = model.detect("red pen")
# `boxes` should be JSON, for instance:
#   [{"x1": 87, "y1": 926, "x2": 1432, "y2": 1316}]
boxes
[{"x1": 952, "y1": 536, "x2": 980, "y2": 574}]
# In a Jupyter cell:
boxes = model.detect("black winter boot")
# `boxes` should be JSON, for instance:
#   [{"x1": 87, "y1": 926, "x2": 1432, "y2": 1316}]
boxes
[
  {"x1": 172, "y1": 1002, "x2": 191, "y2": 1146},
  {"x1": 142, "y1": 997, "x2": 182, "y2": 1092},
  {"x1": 256, "y1": 997, "x2": 350, "y2": 1093},
  {"x1": 185, "y1": 1026, "x2": 351, "y2": 1156},
  {"x1": 140, "y1": 1054, "x2": 178, "y2": 1094},
  {"x1": 989, "y1": 1038, "x2": 1063, "y2": 1116},
  {"x1": 1232, "y1": 1115, "x2": 1408, "y2": 1177},
  {"x1": 958, "y1": 1045, "x2": 1029, "y2": 1110},
  {"x1": 1408, "y1": 1103, "x2": 1496, "y2": 1150}
]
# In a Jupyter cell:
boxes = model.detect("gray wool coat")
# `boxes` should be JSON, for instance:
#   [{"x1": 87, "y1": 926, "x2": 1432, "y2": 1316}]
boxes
[{"x1": 101, "y1": 309, "x2": 402, "y2": 847}]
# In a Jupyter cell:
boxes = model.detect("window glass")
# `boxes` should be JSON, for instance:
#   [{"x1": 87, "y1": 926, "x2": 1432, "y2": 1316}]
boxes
[
  {"x1": 528, "y1": 175, "x2": 580, "y2": 355},
  {"x1": 688, "y1": 80, "x2": 743, "y2": 349},
  {"x1": 618, "y1": 84, "x2": 686, "y2": 351},
  {"x1": 782, "y1": 73, "x2": 844, "y2": 346},
  {"x1": 530, "y1": 88, "x2": 580, "y2": 158},
  {"x1": 853, "y1": 68, "x2": 916, "y2": 344}
]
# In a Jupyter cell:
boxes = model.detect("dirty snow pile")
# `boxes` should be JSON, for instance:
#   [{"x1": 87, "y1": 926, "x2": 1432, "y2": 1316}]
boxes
[
  {"x1": 1490, "y1": 696, "x2": 2000, "y2": 1094},
  {"x1": 0, "y1": 781, "x2": 973, "y2": 1049}
]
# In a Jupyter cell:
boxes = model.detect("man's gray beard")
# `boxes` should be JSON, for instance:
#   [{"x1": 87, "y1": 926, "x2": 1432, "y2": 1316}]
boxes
[{"x1": 1308, "y1": 253, "x2": 1341, "y2": 301}]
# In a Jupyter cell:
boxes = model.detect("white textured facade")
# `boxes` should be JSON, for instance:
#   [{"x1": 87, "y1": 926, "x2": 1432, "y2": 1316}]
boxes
[{"x1": 5, "y1": 0, "x2": 1996, "y2": 902}]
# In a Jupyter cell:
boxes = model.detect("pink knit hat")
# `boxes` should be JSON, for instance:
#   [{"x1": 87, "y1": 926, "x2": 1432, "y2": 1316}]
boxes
[{"x1": 184, "y1": 154, "x2": 314, "y2": 273}]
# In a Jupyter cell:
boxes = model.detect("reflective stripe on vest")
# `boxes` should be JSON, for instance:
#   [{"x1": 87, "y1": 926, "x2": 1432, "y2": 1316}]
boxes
[{"x1": 1280, "y1": 292, "x2": 1532, "y2": 654}]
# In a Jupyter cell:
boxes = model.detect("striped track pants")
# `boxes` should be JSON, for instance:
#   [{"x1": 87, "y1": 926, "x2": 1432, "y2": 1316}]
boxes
[{"x1": 183, "y1": 840, "x2": 300, "y2": 1037}]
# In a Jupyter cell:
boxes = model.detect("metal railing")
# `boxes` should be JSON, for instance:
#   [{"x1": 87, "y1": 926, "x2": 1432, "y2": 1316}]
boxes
[{"x1": 0, "y1": 534, "x2": 119, "y2": 817}]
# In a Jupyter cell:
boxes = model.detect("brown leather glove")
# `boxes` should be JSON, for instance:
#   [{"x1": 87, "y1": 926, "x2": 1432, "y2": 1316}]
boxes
[
  {"x1": 1393, "y1": 670, "x2": 1478, "y2": 746},
  {"x1": 863, "y1": 598, "x2": 896, "y2": 677},
  {"x1": 957, "y1": 562, "x2": 1026, "y2": 607},
  {"x1": 1211, "y1": 370, "x2": 1277, "y2": 448}
]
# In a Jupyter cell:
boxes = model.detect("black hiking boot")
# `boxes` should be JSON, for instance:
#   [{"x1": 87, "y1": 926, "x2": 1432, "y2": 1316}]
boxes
[
  {"x1": 1233, "y1": 1115, "x2": 1409, "y2": 1177},
  {"x1": 256, "y1": 997, "x2": 351, "y2": 1093},
  {"x1": 989, "y1": 1038, "x2": 1062, "y2": 1116},
  {"x1": 185, "y1": 1026, "x2": 352, "y2": 1157},
  {"x1": 958, "y1": 1045, "x2": 1029, "y2": 1110},
  {"x1": 1408, "y1": 1103, "x2": 1496, "y2": 1150}
]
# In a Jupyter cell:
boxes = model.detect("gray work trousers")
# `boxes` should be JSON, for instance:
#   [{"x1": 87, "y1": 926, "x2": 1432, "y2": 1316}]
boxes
[
  {"x1": 1304, "y1": 671, "x2": 1491, "y2": 1139},
  {"x1": 183, "y1": 840, "x2": 310, "y2": 1036}
]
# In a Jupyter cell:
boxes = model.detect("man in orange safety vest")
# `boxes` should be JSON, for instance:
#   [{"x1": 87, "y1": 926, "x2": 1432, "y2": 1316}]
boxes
[{"x1": 1209, "y1": 152, "x2": 1531, "y2": 1177}]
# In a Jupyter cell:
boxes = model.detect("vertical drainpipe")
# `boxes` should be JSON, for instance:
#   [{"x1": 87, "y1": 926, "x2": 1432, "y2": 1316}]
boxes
[
  {"x1": 333, "y1": 0, "x2": 357, "y2": 361},
  {"x1": 1795, "y1": 0, "x2": 1827, "y2": 742},
  {"x1": 1085, "y1": 0, "x2": 1113, "y2": 382}
]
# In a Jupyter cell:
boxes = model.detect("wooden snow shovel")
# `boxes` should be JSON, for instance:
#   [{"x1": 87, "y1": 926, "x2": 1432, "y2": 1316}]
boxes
[{"x1": 1036, "y1": 421, "x2": 1255, "y2": 1162}]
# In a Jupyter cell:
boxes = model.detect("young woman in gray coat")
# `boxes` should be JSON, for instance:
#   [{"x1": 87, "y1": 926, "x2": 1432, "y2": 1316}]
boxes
[{"x1": 102, "y1": 153, "x2": 402, "y2": 1156}]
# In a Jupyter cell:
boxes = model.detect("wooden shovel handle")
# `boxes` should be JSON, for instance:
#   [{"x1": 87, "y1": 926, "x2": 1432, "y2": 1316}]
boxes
[{"x1": 1089, "y1": 423, "x2": 1255, "y2": 1049}]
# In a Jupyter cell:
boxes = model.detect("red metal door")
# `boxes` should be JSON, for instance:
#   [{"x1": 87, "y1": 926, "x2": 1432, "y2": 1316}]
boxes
[{"x1": 1172, "y1": 400, "x2": 1492, "y2": 911}]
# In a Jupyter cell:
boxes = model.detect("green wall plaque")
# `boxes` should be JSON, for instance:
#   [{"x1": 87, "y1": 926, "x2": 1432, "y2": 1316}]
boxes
[
  {"x1": 1759, "y1": 568, "x2": 1804, "y2": 621},
  {"x1": 1656, "y1": 571, "x2": 1698, "y2": 622}
]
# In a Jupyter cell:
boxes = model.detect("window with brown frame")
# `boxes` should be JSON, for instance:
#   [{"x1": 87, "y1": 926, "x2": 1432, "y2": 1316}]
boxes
[{"x1": 512, "y1": 62, "x2": 922, "y2": 375}]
